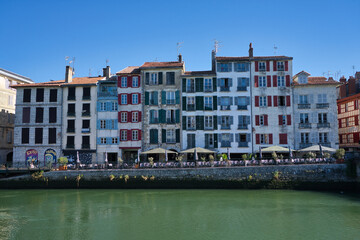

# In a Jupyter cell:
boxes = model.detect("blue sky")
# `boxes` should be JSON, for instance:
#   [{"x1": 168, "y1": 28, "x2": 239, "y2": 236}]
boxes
[{"x1": 1, "y1": 0, "x2": 359, "y2": 83}]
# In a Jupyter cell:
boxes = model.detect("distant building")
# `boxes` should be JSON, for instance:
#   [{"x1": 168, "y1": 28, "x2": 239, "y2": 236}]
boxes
[{"x1": 0, "y1": 68, "x2": 33, "y2": 166}]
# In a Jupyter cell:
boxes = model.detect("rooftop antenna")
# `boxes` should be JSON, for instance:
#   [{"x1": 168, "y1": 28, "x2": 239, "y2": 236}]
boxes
[
  {"x1": 322, "y1": 71, "x2": 331, "y2": 78},
  {"x1": 65, "y1": 56, "x2": 69, "y2": 66},
  {"x1": 274, "y1": 44, "x2": 278, "y2": 55},
  {"x1": 335, "y1": 70, "x2": 342, "y2": 80},
  {"x1": 177, "y1": 42, "x2": 183, "y2": 56},
  {"x1": 89, "y1": 68, "x2": 92, "y2": 77},
  {"x1": 106, "y1": 59, "x2": 109, "y2": 66},
  {"x1": 352, "y1": 65, "x2": 355, "y2": 75},
  {"x1": 72, "y1": 57, "x2": 75, "y2": 73},
  {"x1": 214, "y1": 39, "x2": 222, "y2": 53}
]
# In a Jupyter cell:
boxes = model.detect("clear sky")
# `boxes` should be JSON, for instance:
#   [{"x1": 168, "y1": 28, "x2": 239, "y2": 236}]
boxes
[{"x1": 1, "y1": 0, "x2": 359, "y2": 83}]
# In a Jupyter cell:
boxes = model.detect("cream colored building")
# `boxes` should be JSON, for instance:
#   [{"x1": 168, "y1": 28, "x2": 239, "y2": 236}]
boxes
[{"x1": 0, "y1": 68, "x2": 33, "y2": 166}]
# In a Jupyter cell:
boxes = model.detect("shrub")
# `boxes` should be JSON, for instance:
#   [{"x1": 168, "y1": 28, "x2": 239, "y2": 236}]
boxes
[
  {"x1": 334, "y1": 148, "x2": 345, "y2": 160},
  {"x1": 271, "y1": 152, "x2": 278, "y2": 160}
]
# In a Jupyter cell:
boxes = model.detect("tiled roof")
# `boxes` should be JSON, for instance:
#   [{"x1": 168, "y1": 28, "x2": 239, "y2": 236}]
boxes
[
  {"x1": 116, "y1": 66, "x2": 141, "y2": 74},
  {"x1": 182, "y1": 70, "x2": 215, "y2": 76},
  {"x1": 293, "y1": 77, "x2": 341, "y2": 86},
  {"x1": 62, "y1": 77, "x2": 104, "y2": 86},
  {"x1": 293, "y1": 70, "x2": 311, "y2": 78},
  {"x1": 216, "y1": 56, "x2": 292, "y2": 61},
  {"x1": 10, "y1": 80, "x2": 65, "y2": 88},
  {"x1": 140, "y1": 61, "x2": 184, "y2": 68},
  {"x1": 10, "y1": 77, "x2": 104, "y2": 88}
]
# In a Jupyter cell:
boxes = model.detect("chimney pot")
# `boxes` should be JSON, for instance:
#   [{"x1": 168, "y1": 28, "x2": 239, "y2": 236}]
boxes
[
  {"x1": 65, "y1": 66, "x2": 73, "y2": 83},
  {"x1": 103, "y1": 66, "x2": 111, "y2": 79},
  {"x1": 178, "y1": 54, "x2": 182, "y2": 63},
  {"x1": 249, "y1": 42, "x2": 253, "y2": 58}
]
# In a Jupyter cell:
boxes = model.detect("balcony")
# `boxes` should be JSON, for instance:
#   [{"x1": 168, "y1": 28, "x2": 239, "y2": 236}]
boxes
[
  {"x1": 66, "y1": 144, "x2": 74, "y2": 149},
  {"x1": 237, "y1": 105, "x2": 247, "y2": 110},
  {"x1": 259, "y1": 67, "x2": 266, "y2": 72},
  {"x1": 166, "y1": 119, "x2": 175, "y2": 124},
  {"x1": 220, "y1": 105, "x2": 231, "y2": 111},
  {"x1": 316, "y1": 103, "x2": 329, "y2": 109},
  {"x1": 150, "y1": 100, "x2": 157, "y2": 105},
  {"x1": 205, "y1": 145, "x2": 215, "y2": 149},
  {"x1": 238, "y1": 142, "x2": 249, "y2": 147},
  {"x1": 187, "y1": 104, "x2": 195, "y2": 111},
  {"x1": 317, "y1": 122, "x2": 330, "y2": 128},
  {"x1": 82, "y1": 144, "x2": 90, "y2": 149},
  {"x1": 220, "y1": 86, "x2": 230, "y2": 92},
  {"x1": 319, "y1": 142, "x2": 331, "y2": 147},
  {"x1": 150, "y1": 118, "x2": 159, "y2": 124},
  {"x1": 67, "y1": 112, "x2": 76, "y2": 117},
  {"x1": 186, "y1": 87, "x2": 195, "y2": 93},
  {"x1": 204, "y1": 126, "x2": 213, "y2": 130},
  {"x1": 67, "y1": 128, "x2": 75, "y2": 133},
  {"x1": 277, "y1": 66, "x2": 285, "y2": 71},
  {"x1": 82, "y1": 95, "x2": 91, "y2": 100},
  {"x1": 300, "y1": 143, "x2": 311, "y2": 148},
  {"x1": 166, "y1": 139, "x2": 176, "y2": 144},
  {"x1": 98, "y1": 91, "x2": 117, "y2": 98},
  {"x1": 82, "y1": 112, "x2": 91, "y2": 117},
  {"x1": 81, "y1": 128, "x2": 91, "y2": 133},
  {"x1": 299, "y1": 123, "x2": 311, "y2": 129},
  {"x1": 187, "y1": 126, "x2": 196, "y2": 131},
  {"x1": 204, "y1": 87, "x2": 212, "y2": 92},
  {"x1": 221, "y1": 141, "x2": 231, "y2": 147},
  {"x1": 67, "y1": 95, "x2": 75, "y2": 101},
  {"x1": 204, "y1": 106, "x2": 213, "y2": 111},
  {"x1": 166, "y1": 99, "x2": 175, "y2": 105},
  {"x1": 298, "y1": 104, "x2": 310, "y2": 109},
  {"x1": 238, "y1": 124, "x2": 248, "y2": 130},
  {"x1": 221, "y1": 125, "x2": 231, "y2": 130},
  {"x1": 237, "y1": 86, "x2": 247, "y2": 91}
]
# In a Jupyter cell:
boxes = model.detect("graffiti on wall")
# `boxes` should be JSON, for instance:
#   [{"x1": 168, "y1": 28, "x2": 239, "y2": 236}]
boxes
[
  {"x1": 44, "y1": 149, "x2": 57, "y2": 166},
  {"x1": 25, "y1": 149, "x2": 38, "y2": 166}
]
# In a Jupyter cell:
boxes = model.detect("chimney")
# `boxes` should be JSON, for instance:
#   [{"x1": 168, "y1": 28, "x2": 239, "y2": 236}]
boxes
[
  {"x1": 355, "y1": 71, "x2": 360, "y2": 80},
  {"x1": 249, "y1": 42, "x2": 253, "y2": 58},
  {"x1": 211, "y1": 50, "x2": 216, "y2": 72},
  {"x1": 340, "y1": 76, "x2": 346, "y2": 83},
  {"x1": 65, "y1": 66, "x2": 73, "y2": 83},
  {"x1": 178, "y1": 54, "x2": 182, "y2": 63},
  {"x1": 103, "y1": 66, "x2": 111, "y2": 79}
]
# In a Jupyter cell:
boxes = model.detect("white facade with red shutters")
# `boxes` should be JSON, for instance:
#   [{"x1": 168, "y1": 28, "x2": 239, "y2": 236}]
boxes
[
  {"x1": 251, "y1": 56, "x2": 294, "y2": 151},
  {"x1": 116, "y1": 67, "x2": 142, "y2": 162}
]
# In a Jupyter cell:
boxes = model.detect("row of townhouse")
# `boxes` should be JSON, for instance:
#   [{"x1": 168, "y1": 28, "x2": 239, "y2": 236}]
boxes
[{"x1": 11, "y1": 44, "x2": 340, "y2": 166}]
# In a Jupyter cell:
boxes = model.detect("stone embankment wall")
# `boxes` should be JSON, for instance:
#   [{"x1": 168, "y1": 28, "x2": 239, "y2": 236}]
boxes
[{"x1": 0, "y1": 164, "x2": 358, "y2": 191}]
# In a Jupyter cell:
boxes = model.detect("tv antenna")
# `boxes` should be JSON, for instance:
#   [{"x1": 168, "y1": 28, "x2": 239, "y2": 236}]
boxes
[
  {"x1": 214, "y1": 39, "x2": 222, "y2": 53},
  {"x1": 274, "y1": 44, "x2": 278, "y2": 55},
  {"x1": 106, "y1": 59, "x2": 109, "y2": 66},
  {"x1": 177, "y1": 42, "x2": 183, "y2": 56},
  {"x1": 65, "y1": 56, "x2": 70, "y2": 66},
  {"x1": 322, "y1": 71, "x2": 331, "y2": 78},
  {"x1": 352, "y1": 65, "x2": 355, "y2": 75}
]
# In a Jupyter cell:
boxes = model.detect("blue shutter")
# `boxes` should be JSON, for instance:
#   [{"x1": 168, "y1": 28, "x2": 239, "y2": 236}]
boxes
[
  {"x1": 106, "y1": 102, "x2": 111, "y2": 111},
  {"x1": 97, "y1": 138, "x2": 101, "y2": 144},
  {"x1": 107, "y1": 120, "x2": 111, "y2": 129},
  {"x1": 97, "y1": 120, "x2": 100, "y2": 129},
  {"x1": 107, "y1": 137, "x2": 111, "y2": 145},
  {"x1": 97, "y1": 102, "x2": 101, "y2": 112},
  {"x1": 114, "y1": 120, "x2": 118, "y2": 129}
]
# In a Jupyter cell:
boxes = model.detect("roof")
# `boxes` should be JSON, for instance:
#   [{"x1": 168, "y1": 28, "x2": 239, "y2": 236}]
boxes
[
  {"x1": 61, "y1": 77, "x2": 104, "y2": 86},
  {"x1": 293, "y1": 70, "x2": 311, "y2": 78},
  {"x1": 11, "y1": 77, "x2": 104, "y2": 88},
  {"x1": 140, "y1": 61, "x2": 184, "y2": 69},
  {"x1": 0, "y1": 68, "x2": 33, "y2": 84},
  {"x1": 257, "y1": 146, "x2": 292, "y2": 153},
  {"x1": 293, "y1": 76, "x2": 340, "y2": 86},
  {"x1": 216, "y1": 56, "x2": 293, "y2": 62},
  {"x1": 116, "y1": 66, "x2": 140, "y2": 75},
  {"x1": 11, "y1": 80, "x2": 65, "y2": 88},
  {"x1": 182, "y1": 70, "x2": 215, "y2": 77}
]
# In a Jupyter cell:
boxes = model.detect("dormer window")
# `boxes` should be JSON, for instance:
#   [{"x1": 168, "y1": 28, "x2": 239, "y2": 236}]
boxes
[
  {"x1": 299, "y1": 75, "x2": 308, "y2": 84},
  {"x1": 277, "y1": 62, "x2": 285, "y2": 71},
  {"x1": 258, "y1": 62, "x2": 266, "y2": 71}
]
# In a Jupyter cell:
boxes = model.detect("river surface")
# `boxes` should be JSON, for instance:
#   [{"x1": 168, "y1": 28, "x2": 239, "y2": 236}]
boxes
[{"x1": 0, "y1": 189, "x2": 359, "y2": 240}]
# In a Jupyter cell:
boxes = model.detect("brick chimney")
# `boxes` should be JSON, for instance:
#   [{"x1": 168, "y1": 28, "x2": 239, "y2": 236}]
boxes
[
  {"x1": 355, "y1": 71, "x2": 360, "y2": 80},
  {"x1": 102, "y1": 66, "x2": 111, "y2": 79},
  {"x1": 65, "y1": 66, "x2": 73, "y2": 83},
  {"x1": 211, "y1": 50, "x2": 216, "y2": 72},
  {"x1": 178, "y1": 54, "x2": 182, "y2": 63},
  {"x1": 340, "y1": 76, "x2": 347, "y2": 83},
  {"x1": 249, "y1": 42, "x2": 253, "y2": 58},
  {"x1": 348, "y1": 76, "x2": 356, "y2": 95}
]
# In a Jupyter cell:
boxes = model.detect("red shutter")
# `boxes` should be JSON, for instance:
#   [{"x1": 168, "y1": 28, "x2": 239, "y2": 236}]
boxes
[
  {"x1": 269, "y1": 134, "x2": 273, "y2": 144},
  {"x1": 337, "y1": 105, "x2": 341, "y2": 114},
  {"x1": 127, "y1": 130, "x2": 132, "y2": 141},
  {"x1": 355, "y1": 116, "x2": 359, "y2": 125},
  {"x1": 273, "y1": 75, "x2": 277, "y2": 87},
  {"x1": 273, "y1": 61, "x2": 277, "y2": 71},
  {"x1": 279, "y1": 133, "x2": 287, "y2": 144},
  {"x1": 267, "y1": 96, "x2": 272, "y2": 107},
  {"x1": 354, "y1": 133, "x2": 359, "y2": 143},
  {"x1": 286, "y1": 75, "x2": 290, "y2": 87},
  {"x1": 138, "y1": 130, "x2": 142, "y2": 140},
  {"x1": 286, "y1": 96, "x2": 291, "y2": 106},
  {"x1": 127, "y1": 112, "x2": 131, "y2": 122},
  {"x1": 354, "y1": 100, "x2": 358, "y2": 109},
  {"x1": 285, "y1": 61, "x2": 288, "y2": 71},
  {"x1": 255, "y1": 115, "x2": 260, "y2": 126},
  {"x1": 117, "y1": 76, "x2": 121, "y2": 87},
  {"x1": 255, "y1": 61, "x2": 259, "y2": 72},
  {"x1": 267, "y1": 76, "x2": 271, "y2": 87},
  {"x1": 339, "y1": 134, "x2": 342, "y2": 144},
  {"x1": 138, "y1": 111, "x2": 142, "y2": 122},
  {"x1": 264, "y1": 115, "x2": 268, "y2": 126},
  {"x1": 256, "y1": 134, "x2": 260, "y2": 144},
  {"x1": 138, "y1": 93, "x2": 141, "y2": 104},
  {"x1": 266, "y1": 61, "x2": 270, "y2": 71},
  {"x1": 255, "y1": 76, "x2": 259, "y2": 87},
  {"x1": 128, "y1": 94, "x2": 132, "y2": 104},
  {"x1": 287, "y1": 115, "x2": 291, "y2": 125},
  {"x1": 128, "y1": 76, "x2": 132, "y2": 88},
  {"x1": 138, "y1": 76, "x2": 141, "y2": 87},
  {"x1": 273, "y1": 96, "x2": 278, "y2": 107},
  {"x1": 338, "y1": 119, "x2": 341, "y2": 128},
  {"x1": 255, "y1": 96, "x2": 259, "y2": 107},
  {"x1": 278, "y1": 115, "x2": 282, "y2": 125},
  {"x1": 118, "y1": 112, "x2": 121, "y2": 122},
  {"x1": 118, "y1": 94, "x2": 121, "y2": 105}
]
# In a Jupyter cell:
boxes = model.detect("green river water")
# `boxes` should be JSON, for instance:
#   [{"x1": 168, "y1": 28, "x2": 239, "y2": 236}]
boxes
[{"x1": 0, "y1": 189, "x2": 359, "y2": 240}]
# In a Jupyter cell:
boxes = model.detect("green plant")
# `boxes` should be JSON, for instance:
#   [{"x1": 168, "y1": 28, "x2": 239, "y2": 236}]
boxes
[
  {"x1": 201, "y1": 156, "x2": 206, "y2": 162},
  {"x1": 323, "y1": 152, "x2": 330, "y2": 159},
  {"x1": 279, "y1": 154, "x2": 284, "y2": 160},
  {"x1": 148, "y1": 157, "x2": 154, "y2": 167},
  {"x1": 142, "y1": 175, "x2": 148, "y2": 181},
  {"x1": 271, "y1": 152, "x2": 278, "y2": 161},
  {"x1": 222, "y1": 153, "x2": 228, "y2": 161},
  {"x1": 209, "y1": 154, "x2": 214, "y2": 162},
  {"x1": 109, "y1": 174, "x2": 115, "y2": 181},
  {"x1": 76, "y1": 174, "x2": 83, "y2": 187},
  {"x1": 248, "y1": 175, "x2": 253, "y2": 181},
  {"x1": 305, "y1": 152, "x2": 316, "y2": 159},
  {"x1": 58, "y1": 157, "x2": 68, "y2": 166},
  {"x1": 118, "y1": 157, "x2": 124, "y2": 166},
  {"x1": 273, "y1": 171, "x2": 280, "y2": 180},
  {"x1": 31, "y1": 171, "x2": 44, "y2": 180},
  {"x1": 124, "y1": 175, "x2": 129, "y2": 183},
  {"x1": 334, "y1": 148, "x2": 345, "y2": 160},
  {"x1": 217, "y1": 154, "x2": 222, "y2": 161},
  {"x1": 242, "y1": 154, "x2": 247, "y2": 161}
]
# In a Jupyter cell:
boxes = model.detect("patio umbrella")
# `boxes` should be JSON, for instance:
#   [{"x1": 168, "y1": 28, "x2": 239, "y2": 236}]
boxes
[
  {"x1": 319, "y1": 144, "x2": 323, "y2": 158},
  {"x1": 289, "y1": 145, "x2": 293, "y2": 159},
  {"x1": 165, "y1": 149, "x2": 168, "y2": 162},
  {"x1": 180, "y1": 147, "x2": 215, "y2": 154},
  {"x1": 259, "y1": 146, "x2": 292, "y2": 153},
  {"x1": 298, "y1": 145, "x2": 336, "y2": 153},
  {"x1": 141, "y1": 148, "x2": 177, "y2": 154},
  {"x1": 194, "y1": 148, "x2": 198, "y2": 161},
  {"x1": 259, "y1": 146, "x2": 262, "y2": 159},
  {"x1": 105, "y1": 151, "x2": 108, "y2": 163},
  {"x1": 76, "y1": 151, "x2": 80, "y2": 164},
  {"x1": 227, "y1": 148, "x2": 231, "y2": 160}
]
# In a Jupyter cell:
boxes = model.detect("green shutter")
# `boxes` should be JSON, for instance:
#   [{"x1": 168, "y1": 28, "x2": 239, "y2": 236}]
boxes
[
  {"x1": 175, "y1": 109, "x2": 180, "y2": 123},
  {"x1": 196, "y1": 116, "x2": 201, "y2": 130},
  {"x1": 182, "y1": 97, "x2": 187, "y2": 111},
  {"x1": 158, "y1": 72, "x2": 163, "y2": 84},
  {"x1": 182, "y1": 116, "x2": 187, "y2": 130},
  {"x1": 195, "y1": 78, "x2": 204, "y2": 92},
  {"x1": 159, "y1": 109, "x2": 166, "y2": 123},
  {"x1": 175, "y1": 90, "x2": 180, "y2": 104},
  {"x1": 196, "y1": 116, "x2": 204, "y2": 130},
  {"x1": 176, "y1": 129, "x2": 180, "y2": 143},
  {"x1": 150, "y1": 129, "x2": 154, "y2": 143},
  {"x1": 213, "y1": 115, "x2": 217, "y2": 130},
  {"x1": 161, "y1": 91, "x2": 166, "y2": 104},
  {"x1": 182, "y1": 78, "x2": 186, "y2": 92},
  {"x1": 213, "y1": 96, "x2": 217, "y2": 110},
  {"x1": 196, "y1": 96, "x2": 204, "y2": 110},
  {"x1": 145, "y1": 91, "x2": 149, "y2": 105},
  {"x1": 213, "y1": 77, "x2": 217, "y2": 92},
  {"x1": 214, "y1": 134, "x2": 218, "y2": 148},
  {"x1": 162, "y1": 129, "x2": 166, "y2": 143},
  {"x1": 154, "y1": 129, "x2": 158, "y2": 143},
  {"x1": 154, "y1": 91, "x2": 158, "y2": 105}
]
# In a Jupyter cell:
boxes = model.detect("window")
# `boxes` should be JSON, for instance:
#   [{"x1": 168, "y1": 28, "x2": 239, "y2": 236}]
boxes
[
  {"x1": 220, "y1": 97, "x2": 231, "y2": 110},
  {"x1": 259, "y1": 96, "x2": 267, "y2": 107},
  {"x1": 347, "y1": 101, "x2": 354, "y2": 111},
  {"x1": 132, "y1": 94, "x2": 139, "y2": 104},
  {"x1": 150, "y1": 73, "x2": 158, "y2": 85},
  {"x1": 66, "y1": 136, "x2": 75, "y2": 148},
  {"x1": 221, "y1": 116, "x2": 231, "y2": 129},
  {"x1": 277, "y1": 76, "x2": 285, "y2": 87},
  {"x1": 111, "y1": 102, "x2": 117, "y2": 111},
  {"x1": 82, "y1": 103, "x2": 90, "y2": 116},
  {"x1": 187, "y1": 97, "x2": 195, "y2": 111},
  {"x1": 205, "y1": 134, "x2": 214, "y2": 148},
  {"x1": 21, "y1": 128, "x2": 29, "y2": 144},
  {"x1": 277, "y1": 61, "x2": 285, "y2": 71},
  {"x1": 187, "y1": 116, "x2": 196, "y2": 130},
  {"x1": 132, "y1": 77, "x2": 139, "y2": 87},
  {"x1": 318, "y1": 113, "x2": 328, "y2": 123},
  {"x1": 121, "y1": 94, "x2": 127, "y2": 105},
  {"x1": 132, "y1": 130, "x2": 139, "y2": 141},
  {"x1": 82, "y1": 119, "x2": 90, "y2": 130},
  {"x1": 132, "y1": 112, "x2": 138, "y2": 122},
  {"x1": 238, "y1": 116, "x2": 249, "y2": 129},
  {"x1": 281, "y1": 115, "x2": 286, "y2": 125},
  {"x1": 166, "y1": 129, "x2": 176, "y2": 143},
  {"x1": 23, "y1": 89, "x2": 31, "y2": 102},
  {"x1": 8, "y1": 95, "x2": 14, "y2": 105},
  {"x1": 234, "y1": 62, "x2": 249, "y2": 72},
  {"x1": 299, "y1": 75, "x2": 307, "y2": 84},
  {"x1": 166, "y1": 110, "x2": 175, "y2": 124},
  {"x1": 204, "y1": 97, "x2": 213, "y2": 110},
  {"x1": 319, "y1": 133, "x2": 328, "y2": 143},
  {"x1": 237, "y1": 97, "x2": 248, "y2": 109},
  {"x1": 100, "y1": 120, "x2": 107, "y2": 129},
  {"x1": 149, "y1": 92, "x2": 158, "y2": 105},
  {"x1": 83, "y1": 87, "x2": 91, "y2": 100},
  {"x1": 150, "y1": 110, "x2": 159, "y2": 123},
  {"x1": 217, "y1": 63, "x2": 232, "y2": 72},
  {"x1": 36, "y1": 88, "x2": 44, "y2": 102},
  {"x1": 318, "y1": 94, "x2": 327, "y2": 103},
  {"x1": 260, "y1": 115, "x2": 264, "y2": 126},
  {"x1": 221, "y1": 133, "x2": 231, "y2": 147},
  {"x1": 7, "y1": 130, "x2": 12, "y2": 144},
  {"x1": 22, "y1": 107, "x2": 30, "y2": 123},
  {"x1": 186, "y1": 79, "x2": 195, "y2": 92},
  {"x1": 239, "y1": 134, "x2": 248, "y2": 146},
  {"x1": 35, "y1": 128, "x2": 43, "y2": 144},
  {"x1": 121, "y1": 77, "x2": 127, "y2": 87},
  {"x1": 100, "y1": 102, "x2": 106, "y2": 111},
  {"x1": 299, "y1": 95, "x2": 308, "y2": 104},
  {"x1": 204, "y1": 78, "x2": 212, "y2": 92},
  {"x1": 67, "y1": 120, "x2": 75, "y2": 132},
  {"x1": 219, "y1": 78, "x2": 230, "y2": 91},
  {"x1": 49, "y1": 107, "x2": 57, "y2": 123},
  {"x1": 204, "y1": 116, "x2": 213, "y2": 129},
  {"x1": 35, "y1": 107, "x2": 44, "y2": 123},
  {"x1": 68, "y1": 104, "x2": 75, "y2": 116},
  {"x1": 259, "y1": 76, "x2": 266, "y2": 87},
  {"x1": 166, "y1": 92, "x2": 175, "y2": 105},
  {"x1": 82, "y1": 136, "x2": 90, "y2": 149},
  {"x1": 258, "y1": 62, "x2": 266, "y2": 71},
  {"x1": 260, "y1": 134, "x2": 269, "y2": 144},
  {"x1": 278, "y1": 96, "x2": 285, "y2": 106},
  {"x1": 301, "y1": 133, "x2": 309, "y2": 143},
  {"x1": 68, "y1": 87, "x2": 75, "y2": 100},
  {"x1": 341, "y1": 118, "x2": 346, "y2": 127},
  {"x1": 187, "y1": 134, "x2": 196, "y2": 148},
  {"x1": 48, "y1": 128, "x2": 56, "y2": 144},
  {"x1": 112, "y1": 137, "x2": 118, "y2": 144},
  {"x1": 50, "y1": 89, "x2": 57, "y2": 102},
  {"x1": 101, "y1": 138, "x2": 107, "y2": 144},
  {"x1": 347, "y1": 134, "x2": 354, "y2": 143},
  {"x1": 300, "y1": 113, "x2": 309, "y2": 123},
  {"x1": 237, "y1": 78, "x2": 249, "y2": 91},
  {"x1": 166, "y1": 72, "x2": 175, "y2": 85}
]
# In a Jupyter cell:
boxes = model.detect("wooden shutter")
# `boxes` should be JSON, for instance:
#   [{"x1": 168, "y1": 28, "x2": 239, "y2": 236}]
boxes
[
  {"x1": 255, "y1": 61, "x2": 259, "y2": 72},
  {"x1": 138, "y1": 112, "x2": 142, "y2": 122},
  {"x1": 145, "y1": 73, "x2": 150, "y2": 85},
  {"x1": 117, "y1": 76, "x2": 121, "y2": 87},
  {"x1": 287, "y1": 115, "x2": 291, "y2": 125},
  {"x1": 267, "y1": 76, "x2": 271, "y2": 87},
  {"x1": 159, "y1": 109, "x2": 165, "y2": 123},
  {"x1": 254, "y1": 76, "x2": 259, "y2": 87},
  {"x1": 214, "y1": 134, "x2": 218, "y2": 148},
  {"x1": 162, "y1": 129, "x2": 166, "y2": 143},
  {"x1": 285, "y1": 61, "x2": 288, "y2": 71},
  {"x1": 176, "y1": 129, "x2": 180, "y2": 143},
  {"x1": 213, "y1": 77, "x2": 217, "y2": 92},
  {"x1": 278, "y1": 115, "x2": 282, "y2": 125},
  {"x1": 182, "y1": 97, "x2": 187, "y2": 111},
  {"x1": 255, "y1": 96, "x2": 259, "y2": 107},
  {"x1": 145, "y1": 92, "x2": 149, "y2": 105},
  {"x1": 127, "y1": 112, "x2": 132, "y2": 123},
  {"x1": 256, "y1": 134, "x2": 260, "y2": 144},
  {"x1": 267, "y1": 96, "x2": 272, "y2": 107},
  {"x1": 286, "y1": 75, "x2": 290, "y2": 87},
  {"x1": 195, "y1": 78, "x2": 204, "y2": 92},
  {"x1": 338, "y1": 119, "x2": 341, "y2": 128},
  {"x1": 158, "y1": 72, "x2": 163, "y2": 84},
  {"x1": 161, "y1": 91, "x2": 166, "y2": 104},
  {"x1": 138, "y1": 93, "x2": 141, "y2": 104},
  {"x1": 182, "y1": 116, "x2": 187, "y2": 130},
  {"x1": 154, "y1": 91, "x2": 158, "y2": 105},
  {"x1": 213, "y1": 115, "x2": 217, "y2": 130},
  {"x1": 273, "y1": 61, "x2": 277, "y2": 71},
  {"x1": 182, "y1": 78, "x2": 186, "y2": 92},
  {"x1": 213, "y1": 96, "x2": 217, "y2": 110},
  {"x1": 269, "y1": 134, "x2": 273, "y2": 144},
  {"x1": 273, "y1": 96, "x2": 278, "y2": 107},
  {"x1": 138, "y1": 76, "x2": 141, "y2": 87},
  {"x1": 127, "y1": 130, "x2": 131, "y2": 141},
  {"x1": 118, "y1": 94, "x2": 121, "y2": 105},
  {"x1": 196, "y1": 96, "x2": 204, "y2": 110},
  {"x1": 138, "y1": 130, "x2": 142, "y2": 140},
  {"x1": 118, "y1": 112, "x2": 121, "y2": 122},
  {"x1": 175, "y1": 109, "x2": 180, "y2": 123},
  {"x1": 175, "y1": 91, "x2": 180, "y2": 104},
  {"x1": 127, "y1": 76, "x2": 132, "y2": 88},
  {"x1": 286, "y1": 96, "x2": 291, "y2": 106},
  {"x1": 273, "y1": 75, "x2": 277, "y2": 87},
  {"x1": 255, "y1": 115, "x2": 259, "y2": 126},
  {"x1": 128, "y1": 94, "x2": 132, "y2": 104},
  {"x1": 264, "y1": 115, "x2": 268, "y2": 126},
  {"x1": 266, "y1": 61, "x2": 270, "y2": 71}
]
